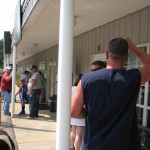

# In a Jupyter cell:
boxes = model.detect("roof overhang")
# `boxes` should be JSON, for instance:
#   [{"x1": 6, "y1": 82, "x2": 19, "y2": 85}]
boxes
[{"x1": 10, "y1": 0, "x2": 150, "y2": 63}]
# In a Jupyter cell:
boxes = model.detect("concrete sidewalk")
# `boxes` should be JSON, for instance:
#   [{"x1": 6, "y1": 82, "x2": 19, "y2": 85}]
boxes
[
  {"x1": 0, "y1": 107, "x2": 19, "y2": 150},
  {"x1": 1, "y1": 99, "x2": 56, "y2": 150}
]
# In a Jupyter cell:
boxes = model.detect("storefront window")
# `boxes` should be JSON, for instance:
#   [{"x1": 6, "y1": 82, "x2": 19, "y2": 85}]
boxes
[
  {"x1": 39, "y1": 62, "x2": 46, "y2": 72},
  {"x1": 136, "y1": 107, "x2": 143, "y2": 125},
  {"x1": 137, "y1": 86, "x2": 145, "y2": 105},
  {"x1": 148, "y1": 81, "x2": 150, "y2": 107}
]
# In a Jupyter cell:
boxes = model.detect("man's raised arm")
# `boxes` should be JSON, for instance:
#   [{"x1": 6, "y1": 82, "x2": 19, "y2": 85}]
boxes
[{"x1": 125, "y1": 37, "x2": 150, "y2": 84}]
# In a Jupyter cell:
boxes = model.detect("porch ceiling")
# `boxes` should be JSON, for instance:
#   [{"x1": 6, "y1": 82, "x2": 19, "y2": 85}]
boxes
[{"x1": 12, "y1": 0, "x2": 150, "y2": 63}]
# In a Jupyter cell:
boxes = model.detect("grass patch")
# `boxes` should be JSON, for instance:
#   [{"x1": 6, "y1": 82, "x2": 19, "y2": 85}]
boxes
[{"x1": 0, "y1": 67, "x2": 4, "y2": 75}]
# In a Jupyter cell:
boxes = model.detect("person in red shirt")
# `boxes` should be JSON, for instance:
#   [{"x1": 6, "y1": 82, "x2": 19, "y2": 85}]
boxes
[{"x1": 1, "y1": 66, "x2": 12, "y2": 116}]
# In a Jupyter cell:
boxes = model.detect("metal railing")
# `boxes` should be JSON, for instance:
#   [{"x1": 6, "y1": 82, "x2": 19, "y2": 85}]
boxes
[{"x1": 22, "y1": 0, "x2": 38, "y2": 26}]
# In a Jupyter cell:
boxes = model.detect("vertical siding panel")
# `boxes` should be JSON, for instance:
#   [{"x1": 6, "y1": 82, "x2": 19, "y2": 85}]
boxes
[
  {"x1": 78, "y1": 36, "x2": 82, "y2": 73},
  {"x1": 39, "y1": 54, "x2": 42, "y2": 64},
  {"x1": 80, "y1": 36, "x2": 84, "y2": 73},
  {"x1": 104, "y1": 24, "x2": 109, "y2": 50},
  {"x1": 53, "y1": 46, "x2": 58, "y2": 63},
  {"x1": 88, "y1": 31, "x2": 93, "y2": 54},
  {"x1": 108, "y1": 22, "x2": 114, "y2": 40},
  {"x1": 140, "y1": 8, "x2": 149, "y2": 43},
  {"x1": 119, "y1": 18, "x2": 126, "y2": 37},
  {"x1": 125, "y1": 15, "x2": 132, "y2": 38},
  {"x1": 148, "y1": 7, "x2": 150, "y2": 43},
  {"x1": 73, "y1": 37, "x2": 77, "y2": 75},
  {"x1": 82, "y1": 34, "x2": 85, "y2": 73},
  {"x1": 114, "y1": 20, "x2": 120, "y2": 37},
  {"x1": 91, "y1": 30, "x2": 96, "y2": 54},
  {"x1": 132, "y1": 12, "x2": 140, "y2": 44},
  {"x1": 82, "y1": 34, "x2": 87, "y2": 73},
  {"x1": 85, "y1": 32, "x2": 90, "y2": 71},
  {"x1": 46, "y1": 48, "x2": 49, "y2": 61},
  {"x1": 41, "y1": 51, "x2": 45, "y2": 62},
  {"x1": 78, "y1": 36, "x2": 81, "y2": 73},
  {"x1": 75, "y1": 37, "x2": 78, "y2": 74},
  {"x1": 99, "y1": 26, "x2": 104, "y2": 52},
  {"x1": 95, "y1": 27, "x2": 100, "y2": 53}
]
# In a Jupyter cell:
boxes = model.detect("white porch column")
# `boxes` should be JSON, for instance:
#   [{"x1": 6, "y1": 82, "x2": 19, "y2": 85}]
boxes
[
  {"x1": 11, "y1": 44, "x2": 17, "y2": 117},
  {"x1": 6, "y1": 54, "x2": 10, "y2": 66},
  {"x1": 56, "y1": 0, "x2": 74, "y2": 149}
]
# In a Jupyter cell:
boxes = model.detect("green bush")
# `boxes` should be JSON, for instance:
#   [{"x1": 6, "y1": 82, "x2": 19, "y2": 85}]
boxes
[{"x1": 0, "y1": 67, "x2": 4, "y2": 75}]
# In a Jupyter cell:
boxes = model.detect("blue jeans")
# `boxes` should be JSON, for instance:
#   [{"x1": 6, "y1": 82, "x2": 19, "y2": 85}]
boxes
[
  {"x1": 3, "y1": 91, "x2": 11, "y2": 113},
  {"x1": 29, "y1": 89, "x2": 41, "y2": 117}
]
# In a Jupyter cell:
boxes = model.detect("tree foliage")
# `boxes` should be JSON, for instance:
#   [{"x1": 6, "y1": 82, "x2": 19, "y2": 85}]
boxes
[{"x1": 0, "y1": 40, "x2": 3, "y2": 68}]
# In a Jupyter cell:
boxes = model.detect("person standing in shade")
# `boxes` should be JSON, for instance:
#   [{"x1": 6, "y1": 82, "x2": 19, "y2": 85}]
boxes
[
  {"x1": 71, "y1": 37, "x2": 150, "y2": 150},
  {"x1": 27, "y1": 65, "x2": 41, "y2": 119},
  {"x1": 22, "y1": 70, "x2": 32, "y2": 103},
  {"x1": 1, "y1": 66, "x2": 12, "y2": 116},
  {"x1": 39, "y1": 71, "x2": 46, "y2": 103},
  {"x1": 70, "y1": 61, "x2": 106, "y2": 150},
  {"x1": 70, "y1": 73, "x2": 84, "y2": 150}
]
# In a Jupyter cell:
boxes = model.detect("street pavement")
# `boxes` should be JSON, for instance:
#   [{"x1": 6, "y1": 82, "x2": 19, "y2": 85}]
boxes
[{"x1": 1, "y1": 99, "x2": 56, "y2": 150}]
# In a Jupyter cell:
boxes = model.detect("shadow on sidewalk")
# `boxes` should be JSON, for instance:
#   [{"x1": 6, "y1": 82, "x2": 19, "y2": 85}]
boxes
[
  {"x1": 13, "y1": 113, "x2": 56, "y2": 122},
  {"x1": 13, "y1": 125, "x2": 56, "y2": 133}
]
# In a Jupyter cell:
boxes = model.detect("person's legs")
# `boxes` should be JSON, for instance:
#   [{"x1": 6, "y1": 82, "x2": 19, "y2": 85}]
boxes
[
  {"x1": 3, "y1": 92, "x2": 6, "y2": 112},
  {"x1": 29, "y1": 92, "x2": 36, "y2": 117},
  {"x1": 70, "y1": 125, "x2": 77, "y2": 149},
  {"x1": 35, "y1": 97, "x2": 39, "y2": 117},
  {"x1": 3, "y1": 91, "x2": 11, "y2": 114},
  {"x1": 18, "y1": 100, "x2": 25, "y2": 115},
  {"x1": 35, "y1": 89, "x2": 41, "y2": 117},
  {"x1": 22, "y1": 100, "x2": 25, "y2": 113},
  {"x1": 39, "y1": 89, "x2": 45, "y2": 103},
  {"x1": 25, "y1": 94, "x2": 30, "y2": 104},
  {"x1": 74, "y1": 126, "x2": 84, "y2": 150},
  {"x1": 29, "y1": 89, "x2": 41, "y2": 117}
]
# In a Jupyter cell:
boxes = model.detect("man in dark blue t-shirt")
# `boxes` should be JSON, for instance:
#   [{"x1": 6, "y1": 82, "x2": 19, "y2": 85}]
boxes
[{"x1": 71, "y1": 37, "x2": 150, "y2": 150}]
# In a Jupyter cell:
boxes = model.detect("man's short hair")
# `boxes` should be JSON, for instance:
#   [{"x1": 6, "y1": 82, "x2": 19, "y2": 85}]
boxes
[
  {"x1": 73, "y1": 73, "x2": 83, "y2": 86},
  {"x1": 91, "y1": 60, "x2": 106, "y2": 68},
  {"x1": 23, "y1": 70, "x2": 30, "y2": 75},
  {"x1": 30, "y1": 65, "x2": 38, "y2": 70},
  {"x1": 108, "y1": 37, "x2": 128, "y2": 58}
]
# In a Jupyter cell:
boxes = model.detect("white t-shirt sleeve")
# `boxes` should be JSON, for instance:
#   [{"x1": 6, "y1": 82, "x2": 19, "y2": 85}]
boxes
[{"x1": 31, "y1": 72, "x2": 39, "y2": 80}]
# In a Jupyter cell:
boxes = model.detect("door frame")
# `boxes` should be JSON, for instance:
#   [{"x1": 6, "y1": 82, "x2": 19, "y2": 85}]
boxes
[{"x1": 46, "y1": 62, "x2": 57, "y2": 102}]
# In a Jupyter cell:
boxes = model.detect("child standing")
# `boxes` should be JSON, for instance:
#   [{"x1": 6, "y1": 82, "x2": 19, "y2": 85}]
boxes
[{"x1": 15, "y1": 79, "x2": 27, "y2": 115}]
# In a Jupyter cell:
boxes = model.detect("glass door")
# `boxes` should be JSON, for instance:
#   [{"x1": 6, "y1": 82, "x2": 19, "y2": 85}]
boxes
[{"x1": 46, "y1": 62, "x2": 57, "y2": 100}]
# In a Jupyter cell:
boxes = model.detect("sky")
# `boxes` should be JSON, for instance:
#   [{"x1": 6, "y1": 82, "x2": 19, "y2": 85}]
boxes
[{"x1": 0, "y1": 0, "x2": 18, "y2": 40}]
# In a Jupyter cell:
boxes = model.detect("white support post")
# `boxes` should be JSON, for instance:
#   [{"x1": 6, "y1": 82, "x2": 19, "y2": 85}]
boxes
[
  {"x1": 56, "y1": 0, "x2": 74, "y2": 149},
  {"x1": 11, "y1": 44, "x2": 17, "y2": 117},
  {"x1": 6, "y1": 55, "x2": 8, "y2": 66}
]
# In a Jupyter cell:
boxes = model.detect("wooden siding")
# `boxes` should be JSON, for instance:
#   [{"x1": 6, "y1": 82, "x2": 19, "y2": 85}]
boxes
[
  {"x1": 18, "y1": 6, "x2": 150, "y2": 75},
  {"x1": 74, "y1": 6, "x2": 150, "y2": 74},
  {"x1": 18, "y1": 45, "x2": 58, "y2": 71}
]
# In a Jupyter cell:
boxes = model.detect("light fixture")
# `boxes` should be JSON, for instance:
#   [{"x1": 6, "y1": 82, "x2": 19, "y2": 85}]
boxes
[{"x1": 22, "y1": 52, "x2": 25, "y2": 56}]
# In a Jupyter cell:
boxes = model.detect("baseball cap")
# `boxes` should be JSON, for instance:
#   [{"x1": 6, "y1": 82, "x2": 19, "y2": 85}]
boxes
[
  {"x1": 30, "y1": 65, "x2": 38, "y2": 70},
  {"x1": 108, "y1": 37, "x2": 128, "y2": 56},
  {"x1": 5, "y1": 66, "x2": 12, "y2": 70}
]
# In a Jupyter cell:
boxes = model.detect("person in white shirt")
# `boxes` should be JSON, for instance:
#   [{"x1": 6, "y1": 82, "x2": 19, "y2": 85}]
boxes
[{"x1": 26, "y1": 65, "x2": 41, "y2": 119}]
